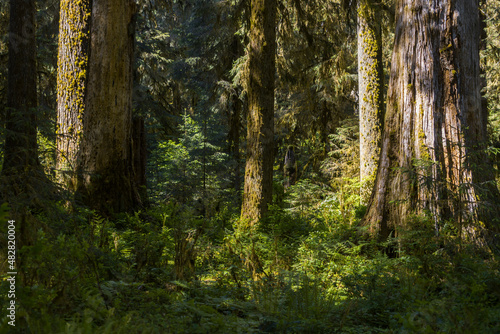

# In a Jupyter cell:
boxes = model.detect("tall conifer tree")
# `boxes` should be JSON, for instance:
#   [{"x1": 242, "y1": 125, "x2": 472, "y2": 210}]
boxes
[
  {"x1": 56, "y1": 0, "x2": 91, "y2": 190},
  {"x1": 2, "y1": 0, "x2": 38, "y2": 175},
  {"x1": 241, "y1": 0, "x2": 277, "y2": 224},
  {"x1": 364, "y1": 0, "x2": 499, "y2": 247},
  {"x1": 76, "y1": 0, "x2": 140, "y2": 213},
  {"x1": 357, "y1": 0, "x2": 383, "y2": 203}
]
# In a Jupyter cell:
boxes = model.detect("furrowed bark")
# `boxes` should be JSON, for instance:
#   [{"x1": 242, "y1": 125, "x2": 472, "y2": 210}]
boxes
[
  {"x1": 241, "y1": 0, "x2": 277, "y2": 224},
  {"x1": 76, "y1": 0, "x2": 140, "y2": 214},
  {"x1": 363, "y1": 0, "x2": 499, "y2": 248},
  {"x1": 358, "y1": 0, "x2": 384, "y2": 203}
]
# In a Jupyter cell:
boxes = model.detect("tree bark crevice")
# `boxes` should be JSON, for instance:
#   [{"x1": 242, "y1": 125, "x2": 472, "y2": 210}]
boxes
[{"x1": 75, "y1": 0, "x2": 140, "y2": 215}]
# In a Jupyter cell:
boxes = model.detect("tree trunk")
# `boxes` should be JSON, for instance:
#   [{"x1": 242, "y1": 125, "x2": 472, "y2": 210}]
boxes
[
  {"x1": 229, "y1": 89, "x2": 242, "y2": 192},
  {"x1": 363, "y1": 0, "x2": 499, "y2": 247},
  {"x1": 2, "y1": 0, "x2": 38, "y2": 174},
  {"x1": 55, "y1": 0, "x2": 91, "y2": 190},
  {"x1": 1, "y1": 0, "x2": 47, "y2": 283},
  {"x1": 241, "y1": 0, "x2": 277, "y2": 224},
  {"x1": 358, "y1": 0, "x2": 384, "y2": 203},
  {"x1": 132, "y1": 116, "x2": 148, "y2": 206},
  {"x1": 76, "y1": 0, "x2": 140, "y2": 214}
]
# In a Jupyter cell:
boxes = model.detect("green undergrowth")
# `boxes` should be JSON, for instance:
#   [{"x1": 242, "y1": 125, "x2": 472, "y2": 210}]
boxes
[{"x1": 0, "y1": 194, "x2": 499, "y2": 333}]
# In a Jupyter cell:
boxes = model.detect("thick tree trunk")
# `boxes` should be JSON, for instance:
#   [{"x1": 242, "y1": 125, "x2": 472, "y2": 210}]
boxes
[
  {"x1": 2, "y1": 0, "x2": 38, "y2": 174},
  {"x1": 358, "y1": 0, "x2": 384, "y2": 203},
  {"x1": 76, "y1": 0, "x2": 140, "y2": 214},
  {"x1": 241, "y1": 0, "x2": 277, "y2": 224},
  {"x1": 364, "y1": 0, "x2": 499, "y2": 247},
  {"x1": 1, "y1": 0, "x2": 46, "y2": 282},
  {"x1": 56, "y1": 0, "x2": 91, "y2": 190}
]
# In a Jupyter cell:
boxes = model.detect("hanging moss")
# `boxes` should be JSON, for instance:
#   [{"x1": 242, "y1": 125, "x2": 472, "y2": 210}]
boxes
[{"x1": 74, "y1": 0, "x2": 141, "y2": 214}]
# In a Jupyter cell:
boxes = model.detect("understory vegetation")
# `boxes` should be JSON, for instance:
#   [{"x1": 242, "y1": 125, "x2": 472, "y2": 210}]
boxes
[
  {"x1": 1, "y1": 199, "x2": 500, "y2": 333},
  {"x1": 1, "y1": 0, "x2": 500, "y2": 333},
  {"x1": 1, "y1": 120, "x2": 499, "y2": 333}
]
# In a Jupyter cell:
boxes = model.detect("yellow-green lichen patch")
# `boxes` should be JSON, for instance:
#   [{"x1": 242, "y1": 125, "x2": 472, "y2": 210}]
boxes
[{"x1": 56, "y1": 0, "x2": 91, "y2": 180}]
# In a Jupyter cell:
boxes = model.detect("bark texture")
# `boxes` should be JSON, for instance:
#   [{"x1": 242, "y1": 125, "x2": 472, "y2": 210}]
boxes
[
  {"x1": 56, "y1": 0, "x2": 91, "y2": 189},
  {"x1": 241, "y1": 0, "x2": 277, "y2": 224},
  {"x1": 2, "y1": 0, "x2": 38, "y2": 173},
  {"x1": 76, "y1": 0, "x2": 140, "y2": 213},
  {"x1": 364, "y1": 0, "x2": 499, "y2": 246},
  {"x1": 358, "y1": 0, "x2": 384, "y2": 202},
  {"x1": 1, "y1": 0, "x2": 44, "y2": 279}
]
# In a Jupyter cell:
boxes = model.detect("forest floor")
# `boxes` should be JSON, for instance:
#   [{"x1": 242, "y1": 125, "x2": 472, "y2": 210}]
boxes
[{"x1": 0, "y1": 193, "x2": 499, "y2": 333}]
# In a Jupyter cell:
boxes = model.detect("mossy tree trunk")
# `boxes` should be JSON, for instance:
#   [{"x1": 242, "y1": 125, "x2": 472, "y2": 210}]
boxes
[
  {"x1": 241, "y1": 0, "x2": 277, "y2": 224},
  {"x1": 56, "y1": 0, "x2": 91, "y2": 190},
  {"x1": 363, "y1": 0, "x2": 499, "y2": 247},
  {"x1": 358, "y1": 0, "x2": 384, "y2": 203},
  {"x1": 76, "y1": 0, "x2": 140, "y2": 214},
  {"x1": 2, "y1": 0, "x2": 39, "y2": 175}
]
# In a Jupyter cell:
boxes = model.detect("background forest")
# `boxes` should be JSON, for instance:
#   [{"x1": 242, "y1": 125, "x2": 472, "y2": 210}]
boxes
[{"x1": 0, "y1": 0, "x2": 500, "y2": 333}]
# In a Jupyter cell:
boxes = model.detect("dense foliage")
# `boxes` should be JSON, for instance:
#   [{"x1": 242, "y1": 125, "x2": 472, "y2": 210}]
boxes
[{"x1": 0, "y1": 0, "x2": 499, "y2": 333}]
